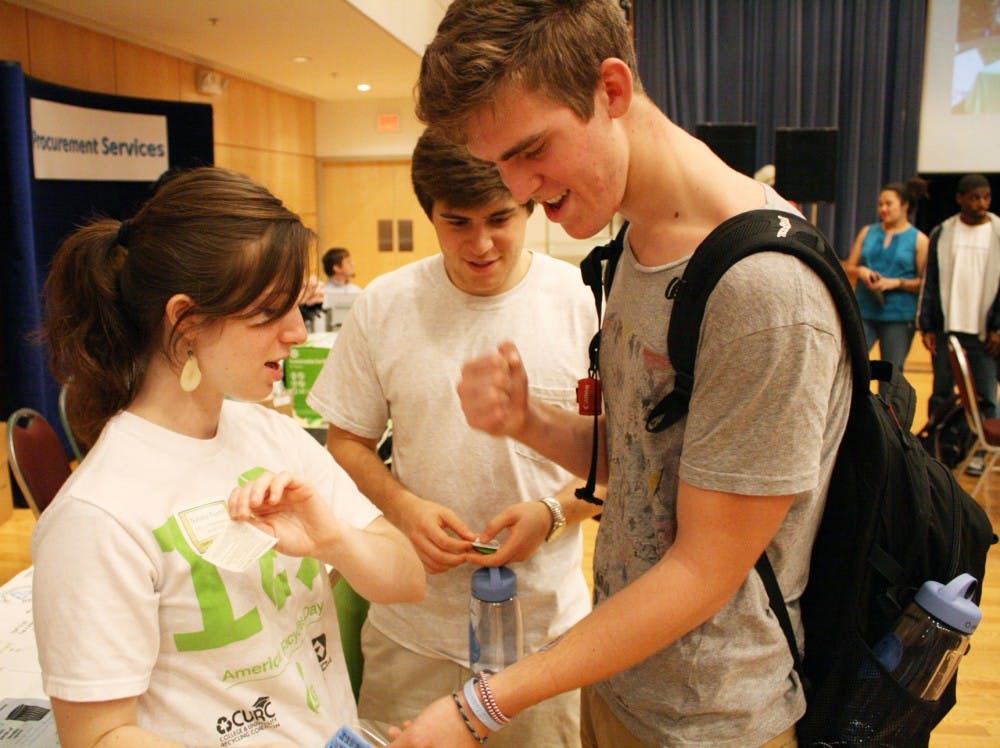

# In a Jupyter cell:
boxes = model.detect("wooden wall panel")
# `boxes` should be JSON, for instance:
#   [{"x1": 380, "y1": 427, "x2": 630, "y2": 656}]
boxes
[
  {"x1": 215, "y1": 144, "x2": 317, "y2": 229},
  {"x1": 268, "y1": 88, "x2": 316, "y2": 156},
  {"x1": 26, "y1": 11, "x2": 116, "y2": 94},
  {"x1": 0, "y1": 2, "x2": 29, "y2": 69},
  {"x1": 212, "y1": 76, "x2": 272, "y2": 151},
  {"x1": 113, "y1": 41, "x2": 182, "y2": 101},
  {"x1": 210, "y1": 81, "x2": 315, "y2": 155}
]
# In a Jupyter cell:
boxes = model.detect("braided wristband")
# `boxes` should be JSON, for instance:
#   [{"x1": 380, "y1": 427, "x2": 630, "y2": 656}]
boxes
[
  {"x1": 451, "y1": 691, "x2": 488, "y2": 744},
  {"x1": 475, "y1": 672, "x2": 512, "y2": 726},
  {"x1": 463, "y1": 677, "x2": 506, "y2": 732}
]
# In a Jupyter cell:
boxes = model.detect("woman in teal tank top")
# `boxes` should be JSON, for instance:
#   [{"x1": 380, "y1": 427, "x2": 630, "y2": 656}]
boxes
[{"x1": 844, "y1": 178, "x2": 930, "y2": 382}]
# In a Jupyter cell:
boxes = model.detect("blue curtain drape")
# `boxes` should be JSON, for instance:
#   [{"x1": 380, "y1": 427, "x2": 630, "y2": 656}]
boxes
[
  {"x1": 0, "y1": 62, "x2": 45, "y2": 424},
  {"x1": 634, "y1": 0, "x2": 927, "y2": 255}
]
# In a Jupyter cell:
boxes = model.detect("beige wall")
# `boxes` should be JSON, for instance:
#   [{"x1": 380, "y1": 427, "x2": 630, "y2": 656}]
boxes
[{"x1": 0, "y1": 1, "x2": 317, "y2": 248}]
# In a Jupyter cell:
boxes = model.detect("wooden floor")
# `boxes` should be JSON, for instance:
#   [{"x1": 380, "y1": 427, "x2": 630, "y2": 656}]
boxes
[{"x1": 2, "y1": 341, "x2": 998, "y2": 744}]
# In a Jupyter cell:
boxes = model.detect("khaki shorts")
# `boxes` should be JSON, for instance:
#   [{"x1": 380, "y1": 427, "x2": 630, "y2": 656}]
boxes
[
  {"x1": 357, "y1": 620, "x2": 582, "y2": 748},
  {"x1": 580, "y1": 685, "x2": 798, "y2": 748}
]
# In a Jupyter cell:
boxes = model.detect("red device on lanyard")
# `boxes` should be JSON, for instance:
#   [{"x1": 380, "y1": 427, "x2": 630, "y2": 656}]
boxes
[{"x1": 577, "y1": 376, "x2": 602, "y2": 416}]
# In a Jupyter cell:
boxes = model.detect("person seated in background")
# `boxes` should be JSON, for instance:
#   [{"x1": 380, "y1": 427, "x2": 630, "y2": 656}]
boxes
[
  {"x1": 33, "y1": 166, "x2": 424, "y2": 748},
  {"x1": 322, "y1": 246, "x2": 362, "y2": 293},
  {"x1": 304, "y1": 127, "x2": 601, "y2": 747},
  {"x1": 843, "y1": 177, "x2": 929, "y2": 387},
  {"x1": 918, "y1": 173, "x2": 1000, "y2": 475}
]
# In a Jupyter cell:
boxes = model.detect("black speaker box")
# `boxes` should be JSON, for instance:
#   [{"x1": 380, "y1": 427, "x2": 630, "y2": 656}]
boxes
[
  {"x1": 696, "y1": 123, "x2": 757, "y2": 177},
  {"x1": 774, "y1": 127, "x2": 838, "y2": 203}
]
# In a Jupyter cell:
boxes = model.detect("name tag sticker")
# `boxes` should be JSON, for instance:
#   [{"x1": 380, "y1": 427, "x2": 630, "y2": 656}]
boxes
[{"x1": 177, "y1": 501, "x2": 277, "y2": 572}]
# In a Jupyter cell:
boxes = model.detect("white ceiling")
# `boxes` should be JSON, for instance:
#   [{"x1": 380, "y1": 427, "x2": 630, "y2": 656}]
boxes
[{"x1": 13, "y1": 0, "x2": 446, "y2": 102}]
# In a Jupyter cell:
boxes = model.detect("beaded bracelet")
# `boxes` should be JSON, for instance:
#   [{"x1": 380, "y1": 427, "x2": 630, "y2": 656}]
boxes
[
  {"x1": 463, "y1": 677, "x2": 506, "y2": 732},
  {"x1": 451, "y1": 690, "x2": 488, "y2": 744},
  {"x1": 475, "y1": 672, "x2": 512, "y2": 726}
]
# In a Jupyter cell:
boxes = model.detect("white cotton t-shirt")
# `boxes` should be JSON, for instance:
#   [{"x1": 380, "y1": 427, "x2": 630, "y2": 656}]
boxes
[
  {"x1": 32, "y1": 401, "x2": 380, "y2": 747},
  {"x1": 948, "y1": 220, "x2": 994, "y2": 334},
  {"x1": 307, "y1": 251, "x2": 597, "y2": 664}
]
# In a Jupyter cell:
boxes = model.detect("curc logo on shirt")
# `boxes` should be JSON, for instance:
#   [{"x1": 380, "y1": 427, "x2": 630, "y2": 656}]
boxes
[{"x1": 214, "y1": 696, "x2": 280, "y2": 746}]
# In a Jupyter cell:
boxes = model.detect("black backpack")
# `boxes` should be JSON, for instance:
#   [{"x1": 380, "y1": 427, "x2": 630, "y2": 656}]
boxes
[
  {"x1": 580, "y1": 209, "x2": 997, "y2": 746},
  {"x1": 917, "y1": 393, "x2": 977, "y2": 469}
]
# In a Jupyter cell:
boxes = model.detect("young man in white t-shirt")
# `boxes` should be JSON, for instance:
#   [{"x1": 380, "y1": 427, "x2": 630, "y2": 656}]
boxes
[
  {"x1": 918, "y1": 174, "x2": 1000, "y2": 473},
  {"x1": 307, "y1": 127, "x2": 600, "y2": 747}
]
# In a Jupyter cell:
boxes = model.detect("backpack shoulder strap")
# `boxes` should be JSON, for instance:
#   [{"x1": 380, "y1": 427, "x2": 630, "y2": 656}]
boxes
[
  {"x1": 646, "y1": 209, "x2": 871, "y2": 433},
  {"x1": 580, "y1": 221, "x2": 629, "y2": 317}
]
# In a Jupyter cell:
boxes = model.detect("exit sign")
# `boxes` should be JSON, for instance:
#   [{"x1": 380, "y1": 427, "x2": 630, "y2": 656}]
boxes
[{"x1": 377, "y1": 114, "x2": 400, "y2": 133}]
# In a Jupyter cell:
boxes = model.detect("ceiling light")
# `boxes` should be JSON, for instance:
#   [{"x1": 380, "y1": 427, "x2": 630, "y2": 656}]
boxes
[
  {"x1": 356, "y1": 83, "x2": 372, "y2": 92},
  {"x1": 291, "y1": 56, "x2": 312, "y2": 63}
]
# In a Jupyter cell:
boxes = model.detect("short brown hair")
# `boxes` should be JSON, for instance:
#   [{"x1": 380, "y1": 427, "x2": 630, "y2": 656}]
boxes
[
  {"x1": 416, "y1": 0, "x2": 641, "y2": 142},
  {"x1": 411, "y1": 127, "x2": 533, "y2": 218},
  {"x1": 322, "y1": 247, "x2": 350, "y2": 276}
]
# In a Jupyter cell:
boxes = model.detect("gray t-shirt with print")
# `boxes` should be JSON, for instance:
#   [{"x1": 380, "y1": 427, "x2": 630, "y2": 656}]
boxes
[{"x1": 593, "y1": 210, "x2": 852, "y2": 746}]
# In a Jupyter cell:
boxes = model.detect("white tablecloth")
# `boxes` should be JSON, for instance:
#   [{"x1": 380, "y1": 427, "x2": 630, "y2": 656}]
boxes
[
  {"x1": 0, "y1": 567, "x2": 58, "y2": 745},
  {"x1": 0, "y1": 567, "x2": 41, "y2": 699}
]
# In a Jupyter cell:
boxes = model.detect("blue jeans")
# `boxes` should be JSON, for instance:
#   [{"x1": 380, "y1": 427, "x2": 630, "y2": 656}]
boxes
[
  {"x1": 863, "y1": 319, "x2": 916, "y2": 396},
  {"x1": 930, "y1": 331, "x2": 999, "y2": 419}
]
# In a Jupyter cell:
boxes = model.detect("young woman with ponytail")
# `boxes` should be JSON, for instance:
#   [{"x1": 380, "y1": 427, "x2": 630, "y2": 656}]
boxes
[{"x1": 33, "y1": 167, "x2": 423, "y2": 748}]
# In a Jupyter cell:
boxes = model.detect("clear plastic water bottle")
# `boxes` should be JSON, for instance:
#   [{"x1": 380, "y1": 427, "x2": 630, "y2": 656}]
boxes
[
  {"x1": 873, "y1": 573, "x2": 983, "y2": 700},
  {"x1": 470, "y1": 566, "x2": 524, "y2": 674}
]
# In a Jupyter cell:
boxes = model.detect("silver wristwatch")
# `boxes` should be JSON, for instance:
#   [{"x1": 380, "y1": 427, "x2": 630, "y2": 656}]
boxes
[{"x1": 539, "y1": 497, "x2": 566, "y2": 542}]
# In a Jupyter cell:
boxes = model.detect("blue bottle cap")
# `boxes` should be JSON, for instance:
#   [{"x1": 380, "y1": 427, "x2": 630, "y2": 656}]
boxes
[
  {"x1": 326, "y1": 725, "x2": 374, "y2": 748},
  {"x1": 471, "y1": 565, "x2": 517, "y2": 602},
  {"x1": 913, "y1": 573, "x2": 983, "y2": 634}
]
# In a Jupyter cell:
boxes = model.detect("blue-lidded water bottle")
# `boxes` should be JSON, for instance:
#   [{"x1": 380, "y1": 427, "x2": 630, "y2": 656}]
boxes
[
  {"x1": 326, "y1": 726, "x2": 373, "y2": 748},
  {"x1": 873, "y1": 573, "x2": 983, "y2": 700},
  {"x1": 325, "y1": 720, "x2": 390, "y2": 747},
  {"x1": 470, "y1": 566, "x2": 524, "y2": 674}
]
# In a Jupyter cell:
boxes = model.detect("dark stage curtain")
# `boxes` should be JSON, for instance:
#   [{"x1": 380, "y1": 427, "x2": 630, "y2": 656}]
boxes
[{"x1": 634, "y1": 0, "x2": 928, "y2": 254}]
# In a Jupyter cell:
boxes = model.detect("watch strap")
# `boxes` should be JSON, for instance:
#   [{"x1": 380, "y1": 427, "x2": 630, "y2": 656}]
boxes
[{"x1": 539, "y1": 497, "x2": 566, "y2": 541}]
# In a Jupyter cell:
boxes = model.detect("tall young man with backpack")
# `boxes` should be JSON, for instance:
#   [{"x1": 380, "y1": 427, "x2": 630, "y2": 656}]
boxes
[{"x1": 391, "y1": 1, "x2": 852, "y2": 746}]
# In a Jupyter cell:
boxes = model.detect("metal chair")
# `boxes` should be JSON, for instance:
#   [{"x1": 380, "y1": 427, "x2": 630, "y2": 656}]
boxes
[
  {"x1": 58, "y1": 382, "x2": 85, "y2": 461},
  {"x1": 946, "y1": 335, "x2": 1000, "y2": 497},
  {"x1": 6, "y1": 408, "x2": 73, "y2": 517}
]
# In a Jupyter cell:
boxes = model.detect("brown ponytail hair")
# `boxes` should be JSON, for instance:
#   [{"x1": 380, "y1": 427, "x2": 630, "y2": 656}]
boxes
[{"x1": 45, "y1": 167, "x2": 313, "y2": 449}]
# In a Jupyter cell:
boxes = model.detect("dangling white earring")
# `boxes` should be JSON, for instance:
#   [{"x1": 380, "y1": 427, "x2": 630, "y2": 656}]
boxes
[{"x1": 180, "y1": 349, "x2": 202, "y2": 392}]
